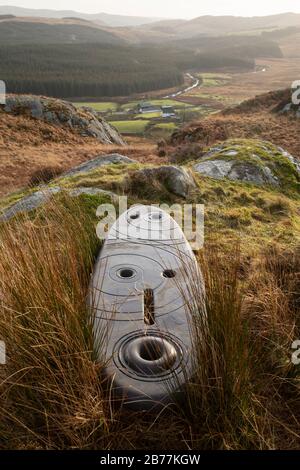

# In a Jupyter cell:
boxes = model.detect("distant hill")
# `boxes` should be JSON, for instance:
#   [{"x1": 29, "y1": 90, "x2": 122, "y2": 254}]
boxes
[
  {"x1": 0, "y1": 20, "x2": 123, "y2": 45},
  {"x1": 1, "y1": 9, "x2": 300, "y2": 43},
  {"x1": 0, "y1": 14, "x2": 15, "y2": 19},
  {"x1": 0, "y1": 5, "x2": 165, "y2": 27},
  {"x1": 171, "y1": 35, "x2": 283, "y2": 59},
  {"x1": 95, "y1": 12, "x2": 165, "y2": 27},
  {"x1": 142, "y1": 12, "x2": 300, "y2": 38}
]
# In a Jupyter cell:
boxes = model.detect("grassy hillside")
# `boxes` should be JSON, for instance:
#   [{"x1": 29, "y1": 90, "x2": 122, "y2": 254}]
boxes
[
  {"x1": 0, "y1": 135, "x2": 299, "y2": 448},
  {"x1": 169, "y1": 88, "x2": 300, "y2": 158},
  {"x1": 0, "y1": 103, "x2": 159, "y2": 197},
  {"x1": 0, "y1": 63, "x2": 299, "y2": 449}
]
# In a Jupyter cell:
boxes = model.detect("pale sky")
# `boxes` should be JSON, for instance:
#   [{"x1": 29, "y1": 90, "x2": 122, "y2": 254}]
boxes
[{"x1": 1, "y1": 0, "x2": 300, "y2": 19}]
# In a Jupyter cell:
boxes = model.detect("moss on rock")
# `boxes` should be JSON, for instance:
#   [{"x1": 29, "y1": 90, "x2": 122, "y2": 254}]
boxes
[{"x1": 193, "y1": 139, "x2": 300, "y2": 195}]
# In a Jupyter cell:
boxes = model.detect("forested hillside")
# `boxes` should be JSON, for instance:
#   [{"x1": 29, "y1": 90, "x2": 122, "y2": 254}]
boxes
[
  {"x1": 0, "y1": 21, "x2": 122, "y2": 45},
  {"x1": 0, "y1": 43, "x2": 254, "y2": 98},
  {"x1": 0, "y1": 14, "x2": 288, "y2": 98},
  {"x1": 173, "y1": 35, "x2": 283, "y2": 59}
]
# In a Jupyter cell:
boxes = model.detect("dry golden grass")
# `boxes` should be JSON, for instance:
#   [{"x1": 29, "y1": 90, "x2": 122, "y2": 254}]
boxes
[
  {"x1": 0, "y1": 111, "x2": 160, "y2": 198},
  {"x1": 186, "y1": 58, "x2": 300, "y2": 108},
  {"x1": 0, "y1": 197, "x2": 109, "y2": 449},
  {"x1": 170, "y1": 112, "x2": 300, "y2": 159},
  {"x1": 0, "y1": 198, "x2": 299, "y2": 449}
]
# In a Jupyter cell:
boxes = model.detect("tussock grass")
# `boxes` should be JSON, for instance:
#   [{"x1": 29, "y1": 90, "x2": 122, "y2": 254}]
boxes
[
  {"x1": 28, "y1": 165, "x2": 64, "y2": 186},
  {"x1": 0, "y1": 197, "x2": 109, "y2": 449},
  {"x1": 173, "y1": 244, "x2": 299, "y2": 450},
  {"x1": 178, "y1": 247, "x2": 258, "y2": 449},
  {"x1": 0, "y1": 198, "x2": 299, "y2": 449}
]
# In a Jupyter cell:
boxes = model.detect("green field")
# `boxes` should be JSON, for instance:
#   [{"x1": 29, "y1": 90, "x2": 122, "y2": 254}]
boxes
[
  {"x1": 110, "y1": 120, "x2": 149, "y2": 134},
  {"x1": 154, "y1": 122, "x2": 178, "y2": 130},
  {"x1": 135, "y1": 112, "x2": 162, "y2": 119},
  {"x1": 74, "y1": 95, "x2": 217, "y2": 137},
  {"x1": 148, "y1": 122, "x2": 178, "y2": 138},
  {"x1": 73, "y1": 102, "x2": 118, "y2": 112},
  {"x1": 120, "y1": 98, "x2": 193, "y2": 111},
  {"x1": 150, "y1": 99, "x2": 192, "y2": 107},
  {"x1": 192, "y1": 73, "x2": 232, "y2": 89}
]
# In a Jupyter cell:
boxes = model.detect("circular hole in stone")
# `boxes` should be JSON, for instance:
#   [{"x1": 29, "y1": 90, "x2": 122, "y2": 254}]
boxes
[
  {"x1": 139, "y1": 339, "x2": 165, "y2": 362},
  {"x1": 162, "y1": 269, "x2": 176, "y2": 279},
  {"x1": 119, "y1": 334, "x2": 182, "y2": 377},
  {"x1": 148, "y1": 212, "x2": 163, "y2": 221},
  {"x1": 130, "y1": 212, "x2": 139, "y2": 220},
  {"x1": 119, "y1": 268, "x2": 135, "y2": 279}
]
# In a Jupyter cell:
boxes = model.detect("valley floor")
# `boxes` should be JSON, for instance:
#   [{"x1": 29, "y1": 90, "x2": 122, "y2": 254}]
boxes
[{"x1": 70, "y1": 57, "x2": 300, "y2": 143}]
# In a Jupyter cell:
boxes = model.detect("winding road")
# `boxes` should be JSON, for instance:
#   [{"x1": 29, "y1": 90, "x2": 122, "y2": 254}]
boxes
[{"x1": 164, "y1": 73, "x2": 200, "y2": 99}]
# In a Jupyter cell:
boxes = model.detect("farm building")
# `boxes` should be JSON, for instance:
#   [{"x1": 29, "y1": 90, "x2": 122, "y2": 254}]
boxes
[
  {"x1": 137, "y1": 102, "x2": 161, "y2": 114},
  {"x1": 161, "y1": 105, "x2": 176, "y2": 118}
]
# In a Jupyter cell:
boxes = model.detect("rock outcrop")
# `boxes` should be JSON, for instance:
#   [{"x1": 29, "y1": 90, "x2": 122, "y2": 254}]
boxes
[
  {"x1": 130, "y1": 166, "x2": 196, "y2": 198},
  {"x1": 0, "y1": 187, "x2": 115, "y2": 222},
  {"x1": 193, "y1": 139, "x2": 300, "y2": 190},
  {"x1": 3, "y1": 95, "x2": 125, "y2": 145},
  {"x1": 63, "y1": 153, "x2": 136, "y2": 178},
  {"x1": 194, "y1": 159, "x2": 278, "y2": 186}
]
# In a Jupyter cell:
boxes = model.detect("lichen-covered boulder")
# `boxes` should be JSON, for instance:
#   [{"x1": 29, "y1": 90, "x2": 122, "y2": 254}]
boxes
[
  {"x1": 3, "y1": 95, "x2": 125, "y2": 145},
  {"x1": 194, "y1": 159, "x2": 278, "y2": 186},
  {"x1": 193, "y1": 139, "x2": 300, "y2": 191},
  {"x1": 63, "y1": 154, "x2": 136, "y2": 178}
]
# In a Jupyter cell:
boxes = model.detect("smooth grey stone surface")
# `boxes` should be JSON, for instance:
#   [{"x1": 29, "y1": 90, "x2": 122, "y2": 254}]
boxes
[{"x1": 89, "y1": 205, "x2": 206, "y2": 410}]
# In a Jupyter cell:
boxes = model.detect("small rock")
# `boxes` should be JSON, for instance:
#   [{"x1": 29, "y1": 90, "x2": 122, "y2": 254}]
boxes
[
  {"x1": 194, "y1": 160, "x2": 233, "y2": 180},
  {"x1": 136, "y1": 166, "x2": 196, "y2": 198},
  {"x1": 224, "y1": 150, "x2": 238, "y2": 157}
]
